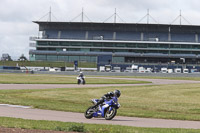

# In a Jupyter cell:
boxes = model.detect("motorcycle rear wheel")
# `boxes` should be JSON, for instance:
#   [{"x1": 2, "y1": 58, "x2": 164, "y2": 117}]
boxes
[
  {"x1": 105, "y1": 107, "x2": 117, "y2": 120},
  {"x1": 83, "y1": 80, "x2": 85, "y2": 85},
  {"x1": 77, "y1": 80, "x2": 81, "y2": 85},
  {"x1": 84, "y1": 106, "x2": 94, "y2": 119}
]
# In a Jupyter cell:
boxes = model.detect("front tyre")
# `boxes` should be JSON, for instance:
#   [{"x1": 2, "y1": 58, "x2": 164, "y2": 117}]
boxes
[
  {"x1": 105, "y1": 107, "x2": 117, "y2": 120},
  {"x1": 84, "y1": 106, "x2": 94, "y2": 119}
]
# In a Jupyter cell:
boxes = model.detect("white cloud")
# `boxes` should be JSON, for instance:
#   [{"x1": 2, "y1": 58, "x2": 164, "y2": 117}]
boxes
[{"x1": 1, "y1": 0, "x2": 200, "y2": 60}]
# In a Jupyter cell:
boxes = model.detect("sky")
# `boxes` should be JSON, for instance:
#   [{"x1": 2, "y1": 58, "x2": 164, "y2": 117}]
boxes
[{"x1": 0, "y1": 0, "x2": 200, "y2": 60}]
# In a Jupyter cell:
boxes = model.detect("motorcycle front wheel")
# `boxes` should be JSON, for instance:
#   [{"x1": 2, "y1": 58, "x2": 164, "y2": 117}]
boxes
[
  {"x1": 105, "y1": 107, "x2": 117, "y2": 120},
  {"x1": 84, "y1": 106, "x2": 94, "y2": 119}
]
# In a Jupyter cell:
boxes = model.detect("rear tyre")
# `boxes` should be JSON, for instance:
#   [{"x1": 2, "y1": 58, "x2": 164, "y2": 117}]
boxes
[
  {"x1": 84, "y1": 106, "x2": 94, "y2": 119},
  {"x1": 77, "y1": 80, "x2": 80, "y2": 85},
  {"x1": 83, "y1": 80, "x2": 85, "y2": 85},
  {"x1": 105, "y1": 107, "x2": 117, "y2": 120}
]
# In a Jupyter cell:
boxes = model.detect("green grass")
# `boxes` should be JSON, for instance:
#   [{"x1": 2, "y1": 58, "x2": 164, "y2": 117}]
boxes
[
  {"x1": 1, "y1": 83, "x2": 200, "y2": 120},
  {"x1": 98, "y1": 75, "x2": 200, "y2": 81},
  {"x1": 0, "y1": 74, "x2": 150, "y2": 84},
  {"x1": 122, "y1": 76, "x2": 200, "y2": 81},
  {"x1": 0, "y1": 117, "x2": 199, "y2": 133},
  {"x1": 1, "y1": 74, "x2": 200, "y2": 132},
  {"x1": 84, "y1": 75, "x2": 200, "y2": 81},
  {"x1": 0, "y1": 61, "x2": 97, "y2": 68}
]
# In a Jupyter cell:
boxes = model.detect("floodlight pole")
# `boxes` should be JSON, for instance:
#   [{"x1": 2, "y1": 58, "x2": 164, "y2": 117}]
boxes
[
  {"x1": 180, "y1": 10, "x2": 182, "y2": 25},
  {"x1": 81, "y1": 8, "x2": 84, "y2": 22},
  {"x1": 49, "y1": 7, "x2": 51, "y2": 22},
  {"x1": 147, "y1": 9, "x2": 149, "y2": 24},
  {"x1": 114, "y1": 8, "x2": 117, "y2": 23}
]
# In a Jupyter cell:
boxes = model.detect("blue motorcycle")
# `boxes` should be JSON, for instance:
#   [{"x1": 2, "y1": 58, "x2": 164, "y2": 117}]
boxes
[{"x1": 84, "y1": 96, "x2": 120, "y2": 120}]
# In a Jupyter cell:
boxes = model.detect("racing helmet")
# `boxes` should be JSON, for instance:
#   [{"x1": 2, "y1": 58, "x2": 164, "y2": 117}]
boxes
[{"x1": 114, "y1": 90, "x2": 121, "y2": 98}]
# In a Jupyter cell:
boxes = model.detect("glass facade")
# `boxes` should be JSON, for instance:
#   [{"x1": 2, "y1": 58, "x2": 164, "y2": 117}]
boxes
[
  {"x1": 113, "y1": 57, "x2": 125, "y2": 63},
  {"x1": 34, "y1": 54, "x2": 97, "y2": 62},
  {"x1": 35, "y1": 55, "x2": 46, "y2": 60},
  {"x1": 31, "y1": 40, "x2": 200, "y2": 64},
  {"x1": 36, "y1": 41, "x2": 200, "y2": 55},
  {"x1": 29, "y1": 54, "x2": 35, "y2": 61},
  {"x1": 29, "y1": 22, "x2": 200, "y2": 65}
]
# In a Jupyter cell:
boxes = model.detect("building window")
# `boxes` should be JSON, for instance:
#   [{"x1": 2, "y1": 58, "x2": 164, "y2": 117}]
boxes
[{"x1": 47, "y1": 55, "x2": 57, "y2": 61}]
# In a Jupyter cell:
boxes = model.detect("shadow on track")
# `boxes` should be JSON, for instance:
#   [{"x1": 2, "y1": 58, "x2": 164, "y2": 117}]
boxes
[{"x1": 91, "y1": 118, "x2": 134, "y2": 122}]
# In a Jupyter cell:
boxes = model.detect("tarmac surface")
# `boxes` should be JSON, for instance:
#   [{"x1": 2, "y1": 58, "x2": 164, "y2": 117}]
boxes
[
  {"x1": 1, "y1": 78, "x2": 200, "y2": 129},
  {"x1": 0, "y1": 105, "x2": 200, "y2": 129},
  {"x1": 1, "y1": 77, "x2": 200, "y2": 90}
]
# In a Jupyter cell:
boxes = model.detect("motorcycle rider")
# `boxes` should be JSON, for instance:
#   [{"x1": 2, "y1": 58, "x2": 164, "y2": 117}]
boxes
[
  {"x1": 79, "y1": 71, "x2": 84, "y2": 78},
  {"x1": 78, "y1": 71, "x2": 85, "y2": 84},
  {"x1": 92, "y1": 90, "x2": 121, "y2": 108}
]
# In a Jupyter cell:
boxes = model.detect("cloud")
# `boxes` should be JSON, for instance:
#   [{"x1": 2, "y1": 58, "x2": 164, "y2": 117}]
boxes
[{"x1": 1, "y1": 0, "x2": 200, "y2": 60}]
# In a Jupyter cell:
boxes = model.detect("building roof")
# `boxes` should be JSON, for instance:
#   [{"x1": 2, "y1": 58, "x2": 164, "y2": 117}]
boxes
[{"x1": 33, "y1": 21, "x2": 200, "y2": 33}]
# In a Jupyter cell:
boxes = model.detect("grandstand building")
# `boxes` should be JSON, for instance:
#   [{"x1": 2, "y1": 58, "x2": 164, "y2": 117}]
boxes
[{"x1": 29, "y1": 21, "x2": 200, "y2": 68}]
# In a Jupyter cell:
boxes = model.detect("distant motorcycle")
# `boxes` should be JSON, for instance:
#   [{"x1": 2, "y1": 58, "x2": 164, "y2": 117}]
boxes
[
  {"x1": 84, "y1": 96, "x2": 120, "y2": 120},
  {"x1": 77, "y1": 77, "x2": 85, "y2": 85}
]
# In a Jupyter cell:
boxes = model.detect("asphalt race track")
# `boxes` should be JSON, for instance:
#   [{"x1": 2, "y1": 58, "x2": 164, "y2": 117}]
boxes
[
  {"x1": 0, "y1": 78, "x2": 200, "y2": 129},
  {"x1": 1, "y1": 77, "x2": 200, "y2": 90},
  {"x1": 0, "y1": 105, "x2": 200, "y2": 129}
]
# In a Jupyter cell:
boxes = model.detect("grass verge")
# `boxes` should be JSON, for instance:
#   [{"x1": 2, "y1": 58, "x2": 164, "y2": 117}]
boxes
[
  {"x1": 0, "y1": 117, "x2": 199, "y2": 133},
  {"x1": 102, "y1": 75, "x2": 200, "y2": 81},
  {"x1": 0, "y1": 61, "x2": 96, "y2": 68},
  {"x1": 0, "y1": 74, "x2": 150, "y2": 84},
  {"x1": 1, "y1": 83, "x2": 200, "y2": 120}
]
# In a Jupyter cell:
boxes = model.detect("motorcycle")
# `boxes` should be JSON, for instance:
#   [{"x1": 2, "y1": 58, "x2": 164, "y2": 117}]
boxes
[
  {"x1": 84, "y1": 96, "x2": 120, "y2": 120},
  {"x1": 77, "y1": 77, "x2": 85, "y2": 85}
]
